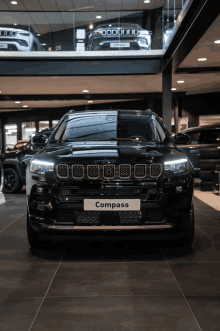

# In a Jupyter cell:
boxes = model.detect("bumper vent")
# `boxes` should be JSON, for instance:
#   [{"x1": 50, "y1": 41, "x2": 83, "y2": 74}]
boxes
[{"x1": 56, "y1": 212, "x2": 73, "y2": 224}]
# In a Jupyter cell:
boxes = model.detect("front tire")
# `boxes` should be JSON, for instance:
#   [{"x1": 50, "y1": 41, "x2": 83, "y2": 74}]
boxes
[
  {"x1": 4, "y1": 168, "x2": 23, "y2": 194},
  {"x1": 27, "y1": 211, "x2": 45, "y2": 249},
  {"x1": 179, "y1": 203, "x2": 195, "y2": 247}
]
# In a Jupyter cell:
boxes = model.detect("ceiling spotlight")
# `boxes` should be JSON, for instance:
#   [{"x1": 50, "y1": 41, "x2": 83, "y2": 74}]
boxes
[
  {"x1": 11, "y1": 1, "x2": 17, "y2": 4},
  {"x1": 214, "y1": 40, "x2": 220, "y2": 44},
  {"x1": 198, "y1": 58, "x2": 207, "y2": 61},
  {"x1": 89, "y1": 24, "x2": 93, "y2": 29},
  {"x1": 23, "y1": 105, "x2": 28, "y2": 108},
  {"x1": 109, "y1": 24, "x2": 112, "y2": 27},
  {"x1": 177, "y1": 80, "x2": 184, "y2": 83},
  {"x1": 144, "y1": 0, "x2": 150, "y2": 3},
  {"x1": 36, "y1": 33, "x2": 41, "y2": 36},
  {"x1": 171, "y1": 88, "x2": 176, "y2": 91},
  {"x1": 82, "y1": 90, "x2": 89, "y2": 92},
  {"x1": 14, "y1": 23, "x2": 17, "y2": 26},
  {"x1": 96, "y1": 16, "x2": 102, "y2": 19},
  {"x1": 41, "y1": 43, "x2": 47, "y2": 46},
  {"x1": 88, "y1": 101, "x2": 93, "y2": 103},
  {"x1": 0, "y1": 91, "x2": 1, "y2": 93},
  {"x1": 15, "y1": 101, "x2": 20, "y2": 103}
]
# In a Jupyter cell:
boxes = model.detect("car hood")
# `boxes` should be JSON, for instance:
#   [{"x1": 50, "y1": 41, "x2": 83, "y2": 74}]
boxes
[{"x1": 32, "y1": 141, "x2": 188, "y2": 164}]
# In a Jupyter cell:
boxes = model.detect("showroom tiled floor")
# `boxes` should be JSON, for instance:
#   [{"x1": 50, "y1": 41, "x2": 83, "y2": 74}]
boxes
[{"x1": 0, "y1": 188, "x2": 220, "y2": 331}]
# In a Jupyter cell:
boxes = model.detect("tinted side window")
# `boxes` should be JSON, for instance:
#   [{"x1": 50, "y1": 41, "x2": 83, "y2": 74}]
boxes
[
  {"x1": 200, "y1": 129, "x2": 220, "y2": 144},
  {"x1": 184, "y1": 131, "x2": 201, "y2": 145}
]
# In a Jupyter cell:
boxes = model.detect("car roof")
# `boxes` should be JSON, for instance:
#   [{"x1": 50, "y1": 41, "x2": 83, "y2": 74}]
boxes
[
  {"x1": 182, "y1": 123, "x2": 220, "y2": 132},
  {"x1": 67, "y1": 109, "x2": 157, "y2": 116}
]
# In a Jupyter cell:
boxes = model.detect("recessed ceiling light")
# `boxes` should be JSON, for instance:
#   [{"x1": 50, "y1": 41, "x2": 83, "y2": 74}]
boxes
[
  {"x1": 171, "y1": 88, "x2": 176, "y2": 91},
  {"x1": 0, "y1": 91, "x2": 1, "y2": 93},
  {"x1": 109, "y1": 24, "x2": 112, "y2": 27},
  {"x1": 214, "y1": 40, "x2": 220, "y2": 44},
  {"x1": 14, "y1": 23, "x2": 17, "y2": 26},
  {"x1": 82, "y1": 90, "x2": 89, "y2": 92},
  {"x1": 41, "y1": 43, "x2": 47, "y2": 46},
  {"x1": 23, "y1": 105, "x2": 28, "y2": 108},
  {"x1": 177, "y1": 80, "x2": 184, "y2": 83},
  {"x1": 36, "y1": 33, "x2": 41, "y2": 36},
  {"x1": 144, "y1": 0, "x2": 150, "y2": 3},
  {"x1": 96, "y1": 16, "x2": 102, "y2": 19},
  {"x1": 15, "y1": 101, "x2": 20, "y2": 103},
  {"x1": 198, "y1": 58, "x2": 207, "y2": 61},
  {"x1": 88, "y1": 101, "x2": 93, "y2": 103},
  {"x1": 89, "y1": 24, "x2": 93, "y2": 29},
  {"x1": 11, "y1": 1, "x2": 17, "y2": 4}
]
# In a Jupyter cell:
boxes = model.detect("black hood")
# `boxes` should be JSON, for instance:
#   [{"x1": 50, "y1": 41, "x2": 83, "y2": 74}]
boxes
[{"x1": 33, "y1": 141, "x2": 186, "y2": 165}]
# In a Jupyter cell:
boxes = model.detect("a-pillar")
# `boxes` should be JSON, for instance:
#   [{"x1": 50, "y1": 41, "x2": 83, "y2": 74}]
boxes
[{"x1": 162, "y1": 61, "x2": 172, "y2": 134}]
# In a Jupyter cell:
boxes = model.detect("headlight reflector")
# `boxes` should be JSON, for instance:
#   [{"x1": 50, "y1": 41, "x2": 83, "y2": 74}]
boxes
[
  {"x1": 164, "y1": 158, "x2": 188, "y2": 173},
  {"x1": 30, "y1": 160, "x2": 54, "y2": 175}
]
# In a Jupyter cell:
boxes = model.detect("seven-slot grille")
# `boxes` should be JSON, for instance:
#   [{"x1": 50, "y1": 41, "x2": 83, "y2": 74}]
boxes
[{"x1": 57, "y1": 163, "x2": 162, "y2": 179}]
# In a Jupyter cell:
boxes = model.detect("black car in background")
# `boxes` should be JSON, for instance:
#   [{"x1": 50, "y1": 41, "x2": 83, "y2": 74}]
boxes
[
  {"x1": 26, "y1": 109, "x2": 194, "y2": 249},
  {"x1": 3, "y1": 127, "x2": 54, "y2": 194},
  {"x1": 6, "y1": 139, "x2": 30, "y2": 152}
]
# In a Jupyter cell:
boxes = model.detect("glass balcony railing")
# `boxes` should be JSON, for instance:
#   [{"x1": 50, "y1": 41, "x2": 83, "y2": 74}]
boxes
[{"x1": 0, "y1": 0, "x2": 194, "y2": 57}]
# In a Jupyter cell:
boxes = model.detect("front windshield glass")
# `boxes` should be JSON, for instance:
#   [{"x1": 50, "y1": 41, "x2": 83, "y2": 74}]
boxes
[{"x1": 53, "y1": 111, "x2": 169, "y2": 143}]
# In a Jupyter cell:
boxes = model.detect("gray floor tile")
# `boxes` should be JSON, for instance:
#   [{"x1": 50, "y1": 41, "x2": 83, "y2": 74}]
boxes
[
  {"x1": 31, "y1": 296, "x2": 200, "y2": 331},
  {"x1": 0, "y1": 296, "x2": 42, "y2": 331},
  {"x1": 186, "y1": 296, "x2": 220, "y2": 331},
  {"x1": 167, "y1": 262, "x2": 220, "y2": 296},
  {"x1": 47, "y1": 262, "x2": 181, "y2": 297}
]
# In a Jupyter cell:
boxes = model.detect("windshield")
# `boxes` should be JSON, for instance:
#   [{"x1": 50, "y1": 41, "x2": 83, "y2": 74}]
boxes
[{"x1": 52, "y1": 111, "x2": 169, "y2": 143}]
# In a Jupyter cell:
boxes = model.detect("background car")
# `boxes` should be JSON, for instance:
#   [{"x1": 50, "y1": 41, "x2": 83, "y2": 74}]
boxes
[
  {"x1": 6, "y1": 139, "x2": 30, "y2": 152},
  {"x1": 0, "y1": 25, "x2": 44, "y2": 51},
  {"x1": 2, "y1": 127, "x2": 54, "y2": 194},
  {"x1": 88, "y1": 23, "x2": 152, "y2": 51},
  {"x1": 172, "y1": 123, "x2": 220, "y2": 190}
]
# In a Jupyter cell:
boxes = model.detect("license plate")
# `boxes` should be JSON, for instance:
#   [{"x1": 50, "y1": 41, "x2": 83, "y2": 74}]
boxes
[
  {"x1": 110, "y1": 43, "x2": 130, "y2": 48},
  {"x1": 84, "y1": 199, "x2": 140, "y2": 211},
  {"x1": 0, "y1": 44, "x2": 8, "y2": 49}
]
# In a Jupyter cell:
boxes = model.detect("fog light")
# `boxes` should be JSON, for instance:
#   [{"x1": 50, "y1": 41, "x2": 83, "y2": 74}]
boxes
[
  {"x1": 37, "y1": 187, "x2": 44, "y2": 193},
  {"x1": 176, "y1": 186, "x2": 183, "y2": 193}
]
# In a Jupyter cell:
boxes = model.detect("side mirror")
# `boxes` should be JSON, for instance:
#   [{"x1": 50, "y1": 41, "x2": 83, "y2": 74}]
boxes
[
  {"x1": 32, "y1": 135, "x2": 47, "y2": 144},
  {"x1": 172, "y1": 133, "x2": 190, "y2": 145}
]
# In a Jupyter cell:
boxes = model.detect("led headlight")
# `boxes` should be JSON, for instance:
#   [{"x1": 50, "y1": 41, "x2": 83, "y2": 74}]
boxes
[
  {"x1": 30, "y1": 160, "x2": 54, "y2": 175},
  {"x1": 164, "y1": 158, "x2": 189, "y2": 173}
]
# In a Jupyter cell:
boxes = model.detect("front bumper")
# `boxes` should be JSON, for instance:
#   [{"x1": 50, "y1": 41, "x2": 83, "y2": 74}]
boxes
[
  {"x1": 88, "y1": 39, "x2": 150, "y2": 51},
  {"x1": 0, "y1": 40, "x2": 31, "y2": 51},
  {"x1": 27, "y1": 173, "x2": 193, "y2": 241}
]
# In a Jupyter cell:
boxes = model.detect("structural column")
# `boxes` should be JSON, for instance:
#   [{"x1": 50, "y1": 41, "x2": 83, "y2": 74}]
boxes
[
  {"x1": 162, "y1": 61, "x2": 172, "y2": 134},
  {"x1": 0, "y1": 118, "x2": 3, "y2": 154}
]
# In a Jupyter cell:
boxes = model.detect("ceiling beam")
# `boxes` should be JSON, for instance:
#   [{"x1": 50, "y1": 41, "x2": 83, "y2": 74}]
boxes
[
  {"x1": 0, "y1": 92, "x2": 186, "y2": 101},
  {"x1": 176, "y1": 67, "x2": 220, "y2": 74},
  {"x1": 163, "y1": 0, "x2": 219, "y2": 73}
]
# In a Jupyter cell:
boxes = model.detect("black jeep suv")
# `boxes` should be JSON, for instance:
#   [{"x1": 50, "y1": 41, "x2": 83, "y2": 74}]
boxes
[{"x1": 26, "y1": 109, "x2": 194, "y2": 248}]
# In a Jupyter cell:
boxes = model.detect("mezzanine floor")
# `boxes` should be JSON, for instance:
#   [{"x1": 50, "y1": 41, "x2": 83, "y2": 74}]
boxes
[{"x1": 0, "y1": 188, "x2": 220, "y2": 331}]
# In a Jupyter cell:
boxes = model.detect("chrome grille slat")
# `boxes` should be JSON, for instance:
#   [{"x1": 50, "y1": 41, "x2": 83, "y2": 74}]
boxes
[
  {"x1": 119, "y1": 164, "x2": 131, "y2": 179},
  {"x1": 72, "y1": 165, "x2": 84, "y2": 179},
  {"x1": 150, "y1": 164, "x2": 162, "y2": 178},
  {"x1": 57, "y1": 164, "x2": 68, "y2": 178},
  {"x1": 103, "y1": 164, "x2": 115, "y2": 179},
  {"x1": 87, "y1": 165, "x2": 99, "y2": 179}
]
